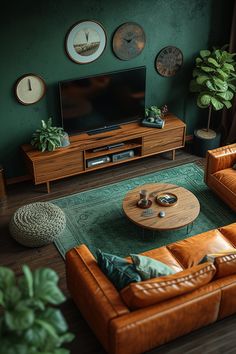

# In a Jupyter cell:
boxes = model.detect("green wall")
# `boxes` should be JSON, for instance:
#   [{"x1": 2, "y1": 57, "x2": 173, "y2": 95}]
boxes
[{"x1": 0, "y1": 0, "x2": 233, "y2": 178}]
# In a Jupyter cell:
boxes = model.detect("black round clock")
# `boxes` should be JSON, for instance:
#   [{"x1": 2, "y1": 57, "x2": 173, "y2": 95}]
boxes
[
  {"x1": 155, "y1": 46, "x2": 183, "y2": 77},
  {"x1": 112, "y1": 22, "x2": 146, "y2": 60}
]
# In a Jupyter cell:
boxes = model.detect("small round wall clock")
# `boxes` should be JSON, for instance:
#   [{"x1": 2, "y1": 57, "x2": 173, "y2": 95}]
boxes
[
  {"x1": 155, "y1": 46, "x2": 183, "y2": 77},
  {"x1": 112, "y1": 22, "x2": 146, "y2": 60},
  {"x1": 15, "y1": 74, "x2": 46, "y2": 105},
  {"x1": 65, "y1": 20, "x2": 107, "y2": 64}
]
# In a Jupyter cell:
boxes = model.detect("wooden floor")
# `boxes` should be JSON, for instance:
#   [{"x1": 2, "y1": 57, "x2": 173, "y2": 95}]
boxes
[{"x1": 1, "y1": 149, "x2": 236, "y2": 354}]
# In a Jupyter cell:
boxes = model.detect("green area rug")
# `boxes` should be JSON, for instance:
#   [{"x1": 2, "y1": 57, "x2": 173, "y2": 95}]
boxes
[{"x1": 52, "y1": 163, "x2": 236, "y2": 259}]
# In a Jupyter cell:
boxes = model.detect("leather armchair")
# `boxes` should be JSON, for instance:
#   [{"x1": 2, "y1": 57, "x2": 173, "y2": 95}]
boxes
[{"x1": 205, "y1": 143, "x2": 236, "y2": 212}]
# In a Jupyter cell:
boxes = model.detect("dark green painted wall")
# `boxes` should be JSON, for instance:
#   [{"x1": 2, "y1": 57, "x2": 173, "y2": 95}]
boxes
[{"x1": 0, "y1": 0, "x2": 233, "y2": 178}]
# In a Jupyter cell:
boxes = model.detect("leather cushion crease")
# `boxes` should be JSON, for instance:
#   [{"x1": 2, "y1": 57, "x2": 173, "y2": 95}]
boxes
[{"x1": 66, "y1": 221, "x2": 236, "y2": 354}]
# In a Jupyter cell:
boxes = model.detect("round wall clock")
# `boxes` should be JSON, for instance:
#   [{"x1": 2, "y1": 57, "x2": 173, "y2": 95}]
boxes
[
  {"x1": 155, "y1": 46, "x2": 183, "y2": 77},
  {"x1": 112, "y1": 22, "x2": 146, "y2": 60},
  {"x1": 15, "y1": 74, "x2": 46, "y2": 105},
  {"x1": 65, "y1": 20, "x2": 106, "y2": 64}
]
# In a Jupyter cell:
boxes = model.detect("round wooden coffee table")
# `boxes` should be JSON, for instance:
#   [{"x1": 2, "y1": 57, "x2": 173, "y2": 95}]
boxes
[{"x1": 122, "y1": 183, "x2": 200, "y2": 231}]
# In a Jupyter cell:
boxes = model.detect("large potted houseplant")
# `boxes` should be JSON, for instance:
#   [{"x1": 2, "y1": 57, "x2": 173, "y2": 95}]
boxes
[
  {"x1": 190, "y1": 46, "x2": 236, "y2": 156},
  {"x1": 0, "y1": 265, "x2": 74, "y2": 354},
  {"x1": 31, "y1": 118, "x2": 70, "y2": 152}
]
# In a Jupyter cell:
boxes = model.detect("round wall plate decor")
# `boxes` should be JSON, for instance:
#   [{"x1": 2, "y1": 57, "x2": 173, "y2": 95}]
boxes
[
  {"x1": 65, "y1": 20, "x2": 106, "y2": 64},
  {"x1": 155, "y1": 46, "x2": 183, "y2": 77},
  {"x1": 112, "y1": 22, "x2": 146, "y2": 60},
  {"x1": 15, "y1": 74, "x2": 46, "y2": 105}
]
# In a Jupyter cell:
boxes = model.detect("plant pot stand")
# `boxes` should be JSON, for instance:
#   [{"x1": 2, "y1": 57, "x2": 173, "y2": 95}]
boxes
[{"x1": 194, "y1": 129, "x2": 221, "y2": 157}]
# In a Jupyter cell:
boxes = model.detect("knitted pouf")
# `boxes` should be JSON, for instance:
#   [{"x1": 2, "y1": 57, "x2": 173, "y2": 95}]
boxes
[{"x1": 9, "y1": 202, "x2": 66, "y2": 247}]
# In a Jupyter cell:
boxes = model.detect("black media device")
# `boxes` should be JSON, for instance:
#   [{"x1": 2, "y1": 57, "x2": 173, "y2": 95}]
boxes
[{"x1": 59, "y1": 66, "x2": 146, "y2": 136}]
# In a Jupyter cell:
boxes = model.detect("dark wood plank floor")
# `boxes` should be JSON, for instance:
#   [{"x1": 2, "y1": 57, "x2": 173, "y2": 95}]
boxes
[{"x1": 1, "y1": 149, "x2": 236, "y2": 354}]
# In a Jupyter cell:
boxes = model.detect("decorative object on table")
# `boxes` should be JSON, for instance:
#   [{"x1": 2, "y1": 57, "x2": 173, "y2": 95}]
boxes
[
  {"x1": 60, "y1": 131, "x2": 70, "y2": 147},
  {"x1": 142, "y1": 105, "x2": 166, "y2": 128},
  {"x1": 0, "y1": 264, "x2": 74, "y2": 353},
  {"x1": 112, "y1": 22, "x2": 146, "y2": 60},
  {"x1": 65, "y1": 20, "x2": 106, "y2": 64},
  {"x1": 31, "y1": 117, "x2": 68, "y2": 152},
  {"x1": 137, "y1": 189, "x2": 152, "y2": 208},
  {"x1": 158, "y1": 211, "x2": 166, "y2": 218},
  {"x1": 156, "y1": 193, "x2": 178, "y2": 207},
  {"x1": 9, "y1": 202, "x2": 66, "y2": 247},
  {"x1": 155, "y1": 46, "x2": 183, "y2": 77},
  {"x1": 190, "y1": 45, "x2": 236, "y2": 156},
  {"x1": 15, "y1": 73, "x2": 46, "y2": 105},
  {"x1": 141, "y1": 208, "x2": 155, "y2": 217}
]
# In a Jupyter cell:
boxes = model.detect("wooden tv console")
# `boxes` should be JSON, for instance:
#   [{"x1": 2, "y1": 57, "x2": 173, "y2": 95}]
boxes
[{"x1": 21, "y1": 114, "x2": 186, "y2": 193}]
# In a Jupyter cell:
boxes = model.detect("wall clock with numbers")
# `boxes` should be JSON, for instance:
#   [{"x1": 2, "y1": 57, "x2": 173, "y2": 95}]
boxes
[{"x1": 155, "y1": 46, "x2": 183, "y2": 77}]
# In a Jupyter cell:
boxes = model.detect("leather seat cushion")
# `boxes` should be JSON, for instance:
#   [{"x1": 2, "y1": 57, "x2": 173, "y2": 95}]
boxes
[
  {"x1": 120, "y1": 262, "x2": 216, "y2": 310},
  {"x1": 167, "y1": 229, "x2": 235, "y2": 268}
]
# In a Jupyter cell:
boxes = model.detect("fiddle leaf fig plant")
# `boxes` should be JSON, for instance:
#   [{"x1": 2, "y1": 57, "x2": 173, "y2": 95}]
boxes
[
  {"x1": 0, "y1": 265, "x2": 74, "y2": 354},
  {"x1": 190, "y1": 46, "x2": 236, "y2": 132},
  {"x1": 31, "y1": 117, "x2": 65, "y2": 152}
]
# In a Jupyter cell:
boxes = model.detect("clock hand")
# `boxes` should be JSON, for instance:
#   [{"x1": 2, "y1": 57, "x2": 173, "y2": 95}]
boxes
[
  {"x1": 28, "y1": 79, "x2": 32, "y2": 91},
  {"x1": 123, "y1": 38, "x2": 132, "y2": 43}
]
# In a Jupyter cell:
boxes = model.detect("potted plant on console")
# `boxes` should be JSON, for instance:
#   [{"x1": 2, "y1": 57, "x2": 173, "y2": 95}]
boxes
[
  {"x1": 142, "y1": 105, "x2": 168, "y2": 128},
  {"x1": 190, "y1": 45, "x2": 236, "y2": 156},
  {"x1": 31, "y1": 117, "x2": 70, "y2": 152}
]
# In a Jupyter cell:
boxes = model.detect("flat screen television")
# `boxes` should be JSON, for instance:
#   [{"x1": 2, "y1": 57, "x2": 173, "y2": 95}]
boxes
[{"x1": 59, "y1": 66, "x2": 146, "y2": 135}]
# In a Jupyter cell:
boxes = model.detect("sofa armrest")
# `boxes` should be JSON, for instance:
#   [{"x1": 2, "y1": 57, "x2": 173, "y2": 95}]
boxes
[
  {"x1": 205, "y1": 143, "x2": 236, "y2": 184},
  {"x1": 65, "y1": 244, "x2": 129, "y2": 351}
]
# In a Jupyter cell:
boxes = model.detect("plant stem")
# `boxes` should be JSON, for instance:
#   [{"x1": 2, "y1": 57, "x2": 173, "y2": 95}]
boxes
[{"x1": 207, "y1": 105, "x2": 212, "y2": 132}]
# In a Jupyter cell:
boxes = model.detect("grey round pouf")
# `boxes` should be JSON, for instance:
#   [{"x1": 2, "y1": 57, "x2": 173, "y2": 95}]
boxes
[{"x1": 9, "y1": 202, "x2": 66, "y2": 247}]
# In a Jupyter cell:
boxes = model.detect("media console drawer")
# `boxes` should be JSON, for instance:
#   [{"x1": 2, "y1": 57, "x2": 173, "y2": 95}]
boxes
[{"x1": 143, "y1": 127, "x2": 185, "y2": 155}]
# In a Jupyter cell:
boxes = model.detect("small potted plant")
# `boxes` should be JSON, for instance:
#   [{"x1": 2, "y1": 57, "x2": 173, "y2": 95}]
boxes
[
  {"x1": 31, "y1": 118, "x2": 70, "y2": 152},
  {"x1": 0, "y1": 264, "x2": 74, "y2": 353},
  {"x1": 143, "y1": 105, "x2": 168, "y2": 128},
  {"x1": 190, "y1": 45, "x2": 236, "y2": 156}
]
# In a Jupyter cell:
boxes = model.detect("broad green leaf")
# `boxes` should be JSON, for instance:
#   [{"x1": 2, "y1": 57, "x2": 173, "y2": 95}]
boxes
[
  {"x1": 216, "y1": 68, "x2": 229, "y2": 80},
  {"x1": 41, "y1": 120, "x2": 47, "y2": 129},
  {"x1": 0, "y1": 267, "x2": 15, "y2": 290},
  {"x1": 200, "y1": 94, "x2": 211, "y2": 106},
  {"x1": 212, "y1": 77, "x2": 228, "y2": 92},
  {"x1": 24, "y1": 324, "x2": 47, "y2": 347},
  {"x1": 192, "y1": 68, "x2": 206, "y2": 77},
  {"x1": 42, "y1": 308, "x2": 68, "y2": 333},
  {"x1": 196, "y1": 76, "x2": 209, "y2": 85},
  {"x1": 195, "y1": 57, "x2": 202, "y2": 64},
  {"x1": 35, "y1": 319, "x2": 59, "y2": 340},
  {"x1": 0, "y1": 341, "x2": 29, "y2": 354},
  {"x1": 201, "y1": 66, "x2": 215, "y2": 73},
  {"x1": 48, "y1": 141, "x2": 55, "y2": 151},
  {"x1": 53, "y1": 349, "x2": 70, "y2": 354},
  {"x1": 217, "y1": 91, "x2": 234, "y2": 101},
  {"x1": 205, "y1": 80, "x2": 216, "y2": 91},
  {"x1": 228, "y1": 83, "x2": 236, "y2": 91},
  {"x1": 222, "y1": 100, "x2": 232, "y2": 109},
  {"x1": 35, "y1": 281, "x2": 65, "y2": 305},
  {"x1": 59, "y1": 332, "x2": 75, "y2": 343},
  {"x1": 208, "y1": 57, "x2": 220, "y2": 67},
  {"x1": 34, "y1": 268, "x2": 59, "y2": 287},
  {"x1": 223, "y1": 62, "x2": 235, "y2": 71},
  {"x1": 22, "y1": 265, "x2": 33, "y2": 298},
  {"x1": 47, "y1": 118, "x2": 52, "y2": 128},
  {"x1": 0, "y1": 290, "x2": 4, "y2": 306},
  {"x1": 5, "y1": 308, "x2": 34, "y2": 331},
  {"x1": 210, "y1": 97, "x2": 224, "y2": 110},
  {"x1": 4, "y1": 286, "x2": 21, "y2": 307},
  {"x1": 197, "y1": 95, "x2": 208, "y2": 108},
  {"x1": 200, "y1": 50, "x2": 211, "y2": 58}
]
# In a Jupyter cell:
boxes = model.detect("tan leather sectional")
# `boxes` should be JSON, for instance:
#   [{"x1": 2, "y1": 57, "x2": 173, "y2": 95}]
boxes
[
  {"x1": 66, "y1": 222, "x2": 236, "y2": 354},
  {"x1": 205, "y1": 143, "x2": 236, "y2": 212}
]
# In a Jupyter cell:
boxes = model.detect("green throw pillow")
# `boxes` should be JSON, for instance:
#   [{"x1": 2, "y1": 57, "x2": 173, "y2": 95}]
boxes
[
  {"x1": 130, "y1": 254, "x2": 176, "y2": 280},
  {"x1": 96, "y1": 250, "x2": 141, "y2": 290}
]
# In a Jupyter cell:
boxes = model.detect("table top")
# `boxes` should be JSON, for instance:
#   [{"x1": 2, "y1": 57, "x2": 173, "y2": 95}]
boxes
[{"x1": 122, "y1": 183, "x2": 200, "y2": 231}]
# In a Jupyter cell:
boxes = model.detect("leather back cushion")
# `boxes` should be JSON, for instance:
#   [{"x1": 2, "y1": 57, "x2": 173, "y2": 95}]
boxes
[
  {"x1": 120, "y1": 262, "x2": 216, "y2": 310},
  {"x1": 167, "y1": 229, "x2": 235, "y2": 268}
]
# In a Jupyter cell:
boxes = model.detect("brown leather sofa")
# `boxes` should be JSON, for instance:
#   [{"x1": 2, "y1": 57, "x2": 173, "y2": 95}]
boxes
[
  {"x1": 205, "y1": 143, "x2": 236, "y2": 212},
  {"x1": 66, "y1": 222, "x2": 236, "y2": 354}
]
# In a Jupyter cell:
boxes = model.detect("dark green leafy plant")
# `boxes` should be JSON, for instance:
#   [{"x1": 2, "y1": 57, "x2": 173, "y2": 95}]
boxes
[
  {"x1": 31, "y1": 118, "x2": 65, "y2": 152},
  {"x1": 0, "y1": 265, "x2": 74, "y2": 354},
  {"x1": 190, "y1": 46, "x2": 236, "y2": 131},
  {"x1": 145, "y1": 106, "x2": 162, "y2": 118}
]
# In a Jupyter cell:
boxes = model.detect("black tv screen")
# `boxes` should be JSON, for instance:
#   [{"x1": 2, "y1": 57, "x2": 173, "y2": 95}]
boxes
[{"x1": 59, "y1": 66, "x2": 146, "y2": 135}]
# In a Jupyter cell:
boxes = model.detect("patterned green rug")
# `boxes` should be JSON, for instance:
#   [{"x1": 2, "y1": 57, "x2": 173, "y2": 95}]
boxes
[{"x1": 52, "y1": 163, "x2": 236, "y2": 259}]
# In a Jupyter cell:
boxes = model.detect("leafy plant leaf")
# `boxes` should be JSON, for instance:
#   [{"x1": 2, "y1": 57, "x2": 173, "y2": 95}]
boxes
[
  {"x1": 196, "y1": 76, "x2": 209, "y2": 85},
  {"x1": 201, "y1": 66, "x2": 215, "y2": 73},
  {"x1": 35, "y1": 281, "x2": 65, "y2": 305},
  {"x1": 222, "y1": 100, "x2": 232, "y2": 109},
  {"x1": 200, "y1": 94, "x2": 211, "y2": 106},
  {"x1": 217, "y1": 91, "x2": 234, "y2": 101},
  {"x1": 4, "y1": 286, "x2": 22, "y2": 307},
  {"x1": 0, "y1": 267, "x2": 15, "y2": 290},
  {"x1": 200, "y1": 50, "x2": 211, "y2": 58},
  {"x1": 22, "y1": 265, "x2": 33, "y2": 298},
  {"x1": 42, "y1": 308, "x2": 68, "y2": 333},
  {"x1": 210, "y1": 97, "x2": 224, "y2": 110},
  {"x1": 5, "y1": 308, "x2": 35, "y2": 331},
  {"x1": 208, "y1": 57, "x2": 220, "y2": 67}
]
